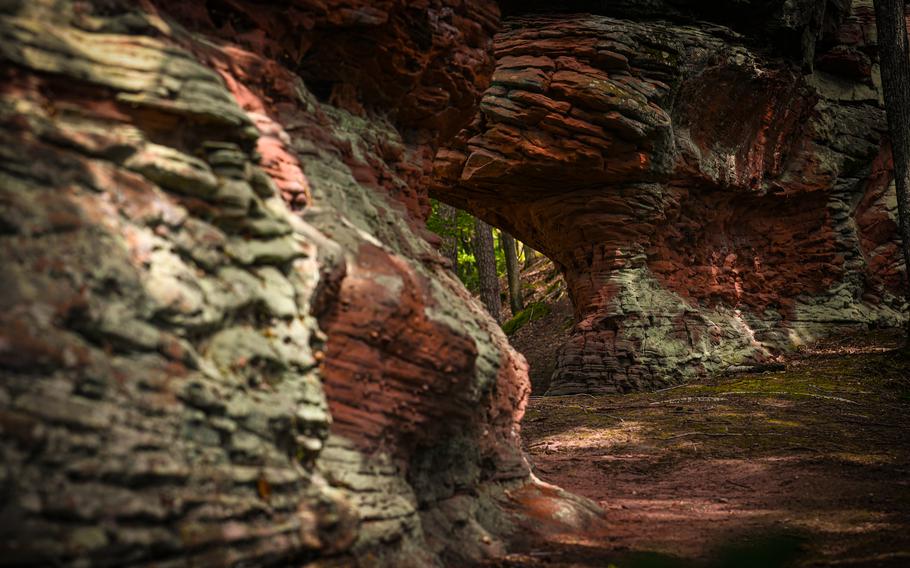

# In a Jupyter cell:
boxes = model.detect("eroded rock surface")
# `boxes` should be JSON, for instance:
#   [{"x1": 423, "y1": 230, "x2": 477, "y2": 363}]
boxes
[
  {"x1": 0, "y1": 1, "x2": 601, "y2": 565},
  {"x1": 434, "y1": 3, "x2": 908, "y2": 394}
]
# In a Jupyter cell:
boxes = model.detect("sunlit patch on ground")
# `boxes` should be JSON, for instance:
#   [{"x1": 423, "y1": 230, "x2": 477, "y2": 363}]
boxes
[{"x1": 499, "y1": 335, "x2": 910, "y2": 566}]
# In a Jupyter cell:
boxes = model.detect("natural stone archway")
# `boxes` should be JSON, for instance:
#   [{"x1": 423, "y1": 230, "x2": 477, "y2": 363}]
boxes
[
  {"x1": 432, "y1": 6, "x2": 908, "y2": 394},
  {"x1": 1, "y1": 0, "x2": 907, "y2": 564}
]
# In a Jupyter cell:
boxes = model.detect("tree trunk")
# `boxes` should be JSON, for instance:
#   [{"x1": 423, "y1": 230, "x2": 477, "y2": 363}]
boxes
[
  {"x1": 438, "y1": 202, "x2": 459, "y2": 272},
  {"x1": 524, "y1": 244, "x2": 538, "y2": 269},
  {"x1": 873, "y1": 0, "x2": 910, "y2": 341},
  {"x1": 501, "y1": 232, "x2": 524, "y2": 314},
  {"x1": 473, "y1": 218, "x2": 502, "y2": 322}
]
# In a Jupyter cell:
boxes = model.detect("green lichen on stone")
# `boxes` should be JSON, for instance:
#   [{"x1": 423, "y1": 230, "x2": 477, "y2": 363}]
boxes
[{"x1": 502, "y1": 302, "x2": 551, "y2": 335}]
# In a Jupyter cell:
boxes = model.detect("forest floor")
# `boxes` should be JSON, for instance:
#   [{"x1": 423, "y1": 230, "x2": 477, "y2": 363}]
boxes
[
  {"x1": 500, "y1": 257, "x2": 572, "y2": 394},
  {"x1": 497, "y1": 333, "x2": 910, "y2": 567}
]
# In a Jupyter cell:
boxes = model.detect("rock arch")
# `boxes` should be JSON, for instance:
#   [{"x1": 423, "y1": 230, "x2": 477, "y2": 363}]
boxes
[{"x1": 431, "y1": 8, "x2": 907, "y2": 394}]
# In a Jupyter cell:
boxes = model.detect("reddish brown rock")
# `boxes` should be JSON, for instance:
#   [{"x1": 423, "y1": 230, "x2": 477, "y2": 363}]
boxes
[
  {"x1": 433, "y1": 10, "x2": 908, "y2": 394},
  {"x1": 154, "y1": 0, "x2": 499, "y2": 224},
  {"x1": 0, "y1": 1, "x2": 603, "y2": 566}
]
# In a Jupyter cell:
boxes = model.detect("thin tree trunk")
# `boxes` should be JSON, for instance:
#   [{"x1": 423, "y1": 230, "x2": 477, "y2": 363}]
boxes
[
  {"x1": 501, "y1": 232, "x2": 524, "y2": 314},
  {"x1": 524, "y1": 244, "x2": 538, "y2": 269},
  {"x1": 873, "y1": 0, "x2": 910, "y2": 342},
  {"x1": 473, "y1": 218, "x2": 502, "y2": 322},
  {"x1": 438, "y1": 202, "x2": 459, "y2": 272},
  {"x1": 458, "y1": 232, "x2": 471, "y2": 281}
]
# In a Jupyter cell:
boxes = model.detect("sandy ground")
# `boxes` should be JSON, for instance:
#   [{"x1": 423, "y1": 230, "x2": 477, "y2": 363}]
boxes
[{"x1": 495, "y1": 335, "x2": 910, "y2": 567}]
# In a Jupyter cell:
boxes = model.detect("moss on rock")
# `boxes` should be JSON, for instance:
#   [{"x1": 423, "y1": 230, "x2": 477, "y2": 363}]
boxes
[{"x1": 502, "y1": 301, "x2": 551, "y2": 335}]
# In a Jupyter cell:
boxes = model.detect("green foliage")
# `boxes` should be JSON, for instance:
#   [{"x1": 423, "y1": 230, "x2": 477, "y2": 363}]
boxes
[
  {"x1": 425, "y1": 199, "x2": 469, "y2": 239},
  {"x1": 457, "y1": 248, "x2": 480, "y2": 292},
  {"x1": 493, "y1": 230, "x2": 506, "y2": 277},
  {"x1": 501, "y1": 302, "x2": 551, "y2": 335},
  {"x1": 426, "y1": 199, "x2": 509, "y2": 293}
]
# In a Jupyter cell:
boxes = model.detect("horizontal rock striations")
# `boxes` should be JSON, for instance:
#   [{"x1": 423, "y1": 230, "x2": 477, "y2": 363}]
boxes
[
  {"x1": 0, "y1": 0, "x2": 601, "y2": 566},
  {"x1": 433, "y1": 6, "x2": 908, "y2": 394}
]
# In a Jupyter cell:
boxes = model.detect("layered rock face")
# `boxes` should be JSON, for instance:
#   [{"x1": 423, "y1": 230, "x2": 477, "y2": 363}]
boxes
[
  {"x1": 0, "y1": 1, "x2": 600, "y2": 566},
  {"x1": 434, "y1": 2, "x2": 908, "y2": 394}
]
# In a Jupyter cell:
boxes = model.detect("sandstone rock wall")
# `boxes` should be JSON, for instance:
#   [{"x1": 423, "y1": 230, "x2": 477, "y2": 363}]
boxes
[
  {"x1": 0, "y1": 1, "x2": 600, "y2": 565},
  {"x1": 433, "y1": 2, "x2": 908, "y2": 394}
]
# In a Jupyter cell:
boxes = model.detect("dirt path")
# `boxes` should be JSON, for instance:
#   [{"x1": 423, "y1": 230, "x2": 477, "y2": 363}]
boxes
[{"x1": 500, "y1": 337, "x2": 910, "y2": 567}]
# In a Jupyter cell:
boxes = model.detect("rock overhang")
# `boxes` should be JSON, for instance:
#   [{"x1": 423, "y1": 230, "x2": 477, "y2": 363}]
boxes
[{"x1": 431, "y1": 5, "x2": 907, "y2": 394}]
